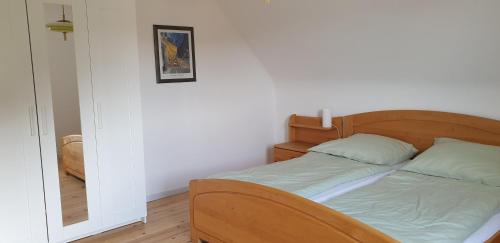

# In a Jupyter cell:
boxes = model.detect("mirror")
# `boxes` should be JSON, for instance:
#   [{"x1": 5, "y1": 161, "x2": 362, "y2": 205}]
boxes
[{"x1": 44, "y1": 3, "x2": 89, "y2": 226}]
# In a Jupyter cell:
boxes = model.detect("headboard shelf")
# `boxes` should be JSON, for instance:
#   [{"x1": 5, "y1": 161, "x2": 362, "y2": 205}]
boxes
[
  {"x1": 288, "y1": 114, "x2": 342, "y2": 145},
  {"x1": 289, "y1": 123, "x2": 335, "y2": 131}
]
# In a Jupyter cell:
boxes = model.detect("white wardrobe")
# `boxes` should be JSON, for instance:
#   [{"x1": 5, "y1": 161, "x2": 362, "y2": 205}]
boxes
[{"x1": 0, "y1": 0, "x2": 146, "y2": 242}]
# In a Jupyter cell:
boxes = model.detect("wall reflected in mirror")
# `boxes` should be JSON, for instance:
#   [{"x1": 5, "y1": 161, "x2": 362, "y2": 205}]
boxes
[{"x1": 44, "y1": 3, "x2": 89, "y2": 226}]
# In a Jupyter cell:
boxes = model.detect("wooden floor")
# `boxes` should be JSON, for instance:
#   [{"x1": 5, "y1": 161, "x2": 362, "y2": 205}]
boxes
[
  {"x1": 59, "y1": 165, "x2": 89, "y2": 226},
  {"x1": 76, "y1": 193, "x2": 191, "y2": 243}
]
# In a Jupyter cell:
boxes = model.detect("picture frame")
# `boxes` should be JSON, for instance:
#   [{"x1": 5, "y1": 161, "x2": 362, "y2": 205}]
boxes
[{"x1": 153, "y1": 25, "x2": 196, "y2": 83}]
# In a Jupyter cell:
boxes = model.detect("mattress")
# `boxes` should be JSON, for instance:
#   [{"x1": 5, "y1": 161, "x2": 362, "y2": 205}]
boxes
[
  {"x1": 209, "y1": 152, "x2": 397, "y2": 199},
  {"x1": 323, "y1": 171, "x2": 500, "y2": 243}
]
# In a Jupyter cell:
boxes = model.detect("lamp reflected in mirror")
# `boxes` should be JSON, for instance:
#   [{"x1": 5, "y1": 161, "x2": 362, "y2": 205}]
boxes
[{"x1": 46, "y1": 5, "x2": 73, "y2": 41}]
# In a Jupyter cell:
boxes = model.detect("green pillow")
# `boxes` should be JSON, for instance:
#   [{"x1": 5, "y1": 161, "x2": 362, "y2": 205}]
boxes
[
  {"x1": 403, "y1": 138, "x2": 500, "y2": 187},
  {"x1": 309, "y1": 133, "x2": 418, "y2": 165}
]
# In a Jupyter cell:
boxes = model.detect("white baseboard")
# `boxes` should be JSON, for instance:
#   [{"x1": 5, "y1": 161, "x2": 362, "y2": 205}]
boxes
[{"x1": 147, "y1": 187, "x2": 188, "y2": 202}]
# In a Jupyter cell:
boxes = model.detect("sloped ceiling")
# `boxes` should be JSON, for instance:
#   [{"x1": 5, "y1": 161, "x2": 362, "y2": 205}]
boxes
[
  {"x1": 217, "y1": 0, "x2": 500, "y2": 84},
  {"x1": 217, "y1": 0, "x2": 500, "y2": 141}
]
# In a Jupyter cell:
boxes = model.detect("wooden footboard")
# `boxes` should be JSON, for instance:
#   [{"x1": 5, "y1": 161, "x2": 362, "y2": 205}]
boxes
[{"x1": 189, "y1": 179, "x2": 397, "y2": 243}]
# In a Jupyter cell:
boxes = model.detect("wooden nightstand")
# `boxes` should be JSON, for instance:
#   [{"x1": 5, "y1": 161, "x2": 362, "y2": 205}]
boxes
[{"x1": 273, "y1": 142, "x2": 315, "y2": 162}]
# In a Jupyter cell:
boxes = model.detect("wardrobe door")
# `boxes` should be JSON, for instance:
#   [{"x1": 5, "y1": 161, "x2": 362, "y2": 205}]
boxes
[
  {"x1": 86, "y1": 0, "x2": 147, "y2": 228},
  {"x1": 0, "y1": 0, "x2": 47, "y2": 242},
  {"x1": 27, "y1": 0, "x2": 102, "y2": 242}
]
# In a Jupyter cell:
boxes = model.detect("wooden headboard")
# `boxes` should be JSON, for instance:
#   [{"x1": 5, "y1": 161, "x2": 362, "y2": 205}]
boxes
[{"x1": 343, "y1": 110, "x2": 500, "y2": 151}]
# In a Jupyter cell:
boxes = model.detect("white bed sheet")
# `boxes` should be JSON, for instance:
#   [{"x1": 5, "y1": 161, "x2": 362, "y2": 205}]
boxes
[
  {"x1": 309, "y1": 161, "x2": 409, "y2": 203},
  {"x1": 465, "y1": 210, "x2": 500, "y2": 243}
]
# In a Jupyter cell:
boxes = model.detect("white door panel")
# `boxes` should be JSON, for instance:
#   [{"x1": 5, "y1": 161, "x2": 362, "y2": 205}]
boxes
[
  {"x1": 86, "y1": 0, "x2": 147, "y2": 228},
  {"x1": 0, "y1": 0, "x2": 47, "y2": 242}
]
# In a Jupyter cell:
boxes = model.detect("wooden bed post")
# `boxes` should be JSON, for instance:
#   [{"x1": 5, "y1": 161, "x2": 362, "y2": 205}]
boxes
[
  {"x1": 288, "y1": 114, "x2": 297, "y2": 142},
  {"x1": 342, "y1": 116, "x2": 354, "y2": 138}
]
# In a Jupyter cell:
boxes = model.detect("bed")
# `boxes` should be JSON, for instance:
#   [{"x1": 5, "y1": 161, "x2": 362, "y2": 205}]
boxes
[
  {"x1": 190, "y1": 110, "x2": 500, "y2": 243},
  {"x1": 60, "y1": 134, "x2": 85, "y2": 181}
]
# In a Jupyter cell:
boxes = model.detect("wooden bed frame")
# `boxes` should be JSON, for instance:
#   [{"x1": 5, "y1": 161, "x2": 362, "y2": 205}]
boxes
[
  {"x1": 190, "y1": 110, "x2": 500, "y2": 243},
  {"x1": 60, "y1": 135, "x2": 85, "y2": 181}
]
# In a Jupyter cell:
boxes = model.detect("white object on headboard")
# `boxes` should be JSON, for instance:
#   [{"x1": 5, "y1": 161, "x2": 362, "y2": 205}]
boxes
[{"x1": 322, "y1": 108, "x2": 332, "y2": 128}]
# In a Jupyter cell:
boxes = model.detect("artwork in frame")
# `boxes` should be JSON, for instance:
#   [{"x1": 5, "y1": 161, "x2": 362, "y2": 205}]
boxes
[{"x1": 153, "y1": 25, "x2": 196, "y2": 83}]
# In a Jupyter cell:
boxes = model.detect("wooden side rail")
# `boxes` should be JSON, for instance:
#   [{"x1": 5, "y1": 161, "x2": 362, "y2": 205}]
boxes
[
  {"x1": 190, "y1": 179, "x2": 397, "y2": 243},
  {"x1": 487, "y1": 231, "x2": 500, "y2": 243}
]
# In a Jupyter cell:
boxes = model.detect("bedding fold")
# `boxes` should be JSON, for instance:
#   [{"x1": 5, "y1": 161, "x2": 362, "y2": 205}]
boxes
[{"x1": 209, "y1": 152, "x2": 393, "y2": 198}]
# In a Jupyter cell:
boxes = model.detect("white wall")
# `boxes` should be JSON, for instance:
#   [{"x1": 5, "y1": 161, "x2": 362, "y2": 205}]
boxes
[
  {"x1": 136, "y1": 0, "x2": 277, "y2": 200},
  {"x1": 44, "y1": 4, "x2": 82, "y2": 149},
  {"x1": 218, "y1": 0, "x2": 500, "y2": 142},
  {"x1": 137, "y1": 0, "x2": 500, "y2": 199}
]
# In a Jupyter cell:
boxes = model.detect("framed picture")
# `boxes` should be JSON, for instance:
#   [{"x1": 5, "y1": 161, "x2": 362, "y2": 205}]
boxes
[{"x1": 153, "y1": 25, "x2": 196, "y2": 83}]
